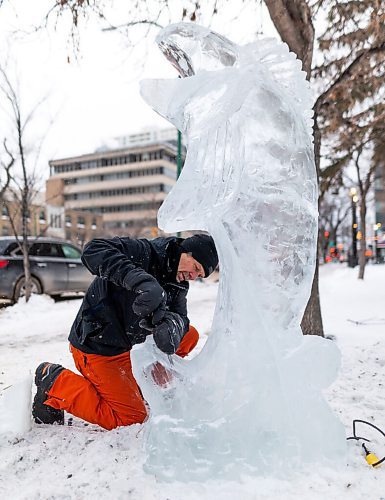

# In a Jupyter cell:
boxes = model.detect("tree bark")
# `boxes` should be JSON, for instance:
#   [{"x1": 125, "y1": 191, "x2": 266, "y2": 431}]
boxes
[
  {"x1": 301, "y1": 251, "x2": 324, "y2": 336},
  {"x1": 264, "y1": 0, "x2": 314, "y2": 78},
  {"x1": 265, "y1": 0, "x2": 323, "y2": 336},
  {"x1": 300, "y1": 113, "x2": 324, "y2": 335},
  {"x1": 20, "y1": 151, "x2": 32, "y2": 301},
  {"x1": 15, "y1": 84, "x2": 32, "y2": 302},
  {"x1": 0, "y1": 139, "x2": 14, "y2": 201},
  {"x1": 358, "y1": 200, "x2": 366, "y2": 280}
]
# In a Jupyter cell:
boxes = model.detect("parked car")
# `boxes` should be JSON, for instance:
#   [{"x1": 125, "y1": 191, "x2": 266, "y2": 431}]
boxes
[{"x1": 0, "y1": 237, "x2": 93, "y2": 302}]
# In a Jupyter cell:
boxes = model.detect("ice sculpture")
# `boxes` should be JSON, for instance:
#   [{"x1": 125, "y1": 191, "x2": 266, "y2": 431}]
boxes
[{"x1": 131, "y1": 23, "x2": 346, "y2": 481}]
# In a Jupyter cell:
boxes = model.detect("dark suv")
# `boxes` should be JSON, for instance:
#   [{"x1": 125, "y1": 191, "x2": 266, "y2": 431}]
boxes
[{"x1": 0, "y1": 237, "x2": 93, "y2": 302}]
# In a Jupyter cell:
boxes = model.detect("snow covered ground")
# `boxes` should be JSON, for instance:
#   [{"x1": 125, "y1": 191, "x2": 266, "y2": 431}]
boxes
[{"x1": 0, "y1": 265, "x2": 384, "y2": 499}]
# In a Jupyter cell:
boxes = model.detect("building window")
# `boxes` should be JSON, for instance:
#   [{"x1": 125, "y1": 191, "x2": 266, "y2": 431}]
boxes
[
  {"x1": 60, "y1": 165, "x2": 174, "y2": 187},
  {"x1": 375, "y1": 178, "x2": 384, "y2": 191},
  {"x1": 39, "y1": 210, "x2": 46, "y2": 224},
  {"x1": 63, "y1": 183, "x2": 166, "y2": 201},
  {"x1": 65, "y1": 215, "x2": 72, "y2": 227},
  {"x1": 77, "y1": 216, "x2": 85, "y2": 228},
  {"x1": 50, "y1": 214, "x2": 62, "y2": 228},
  {"x1": 1, "y1": 204, "x2": 8, "y2": 220},
  {"x1": 90, "y1": 200, "x2": 163, "y2": 214}
]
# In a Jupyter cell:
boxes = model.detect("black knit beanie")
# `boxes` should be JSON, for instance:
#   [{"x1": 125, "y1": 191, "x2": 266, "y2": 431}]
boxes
[{"x1": 180, "y1": 234, "x2": 218, "y2": 277}]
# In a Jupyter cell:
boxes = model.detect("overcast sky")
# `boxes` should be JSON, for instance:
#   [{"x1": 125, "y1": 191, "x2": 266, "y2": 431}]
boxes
[{"x1": 0, "y1": 1, "x2": 277, "y2": 184}]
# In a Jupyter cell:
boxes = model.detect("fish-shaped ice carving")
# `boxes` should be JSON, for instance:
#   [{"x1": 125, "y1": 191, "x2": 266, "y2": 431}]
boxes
[{"x1": 131, "y1": 23, "x2": 346, "y2": 481}]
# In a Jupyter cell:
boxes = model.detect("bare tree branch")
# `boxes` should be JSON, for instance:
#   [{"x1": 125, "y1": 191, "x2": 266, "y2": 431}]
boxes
[
  {"x1": 0, "y1": 65, "x2": 46, "y2": 301},
  {"x1": 0, "y1": 138, "x2": 14, "y2": 200},
  {"x1": 102, "y1": 19, "x2": 163, "y2": 32}
]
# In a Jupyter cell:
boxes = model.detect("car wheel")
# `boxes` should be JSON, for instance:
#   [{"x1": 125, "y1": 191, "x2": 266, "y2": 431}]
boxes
[{"x1": 13, "y1": 276, "x2": 42, "y2": 302}]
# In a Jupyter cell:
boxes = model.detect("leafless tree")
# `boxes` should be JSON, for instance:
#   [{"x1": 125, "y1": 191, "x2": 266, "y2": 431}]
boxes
[
  {"x1": 352, "y1": 148, "x2": 377, "y2": 280},
  {"x1": 0, "y1": 139, "x2": 14, "y2": 208},
  {"x1": 319, "y1": 190, "x2": 351, "y2": 262},
  {"x1": 6, "y1": 0, "x2": 384, "y2": 332},
  {"x1": 0, "y1": 66, "x2": 48, "y2": 301},
  {"x1": 264, "y1": 0, "x2": 385, "y2": 333}
]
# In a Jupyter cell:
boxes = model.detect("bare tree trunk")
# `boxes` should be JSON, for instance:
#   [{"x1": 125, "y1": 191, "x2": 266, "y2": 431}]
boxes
[
  {"x1": 265, "y1": 0, "x2": 323, "y2": 336},
  {"x1": 358, "y1": 200, "x2": 367, "y2": 280},
  {"x1": 355, "y1": 150, "x2": 376, "y2": 281},
  {"x1": 301, "y1": 114, "x2": 324, "y2": 335},
  {"x1": 21, "y1": 184, "x2": 32, "y2": 300},
  {"x1": 301, "y1": 251, "x2": 324, "y2": 336},
  {"x1": 264, "y1": 0, "x2": 314, "y2": 78},
  {"x1": 0, "y1": 66, "x2": 34, "y2": 301},
  {"x1": 17, "y1": 108, "x2": 32, "y2": 301}
]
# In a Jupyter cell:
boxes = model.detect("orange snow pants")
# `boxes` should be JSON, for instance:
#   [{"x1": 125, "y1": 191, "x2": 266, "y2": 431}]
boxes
[{"x1": 45, "y1": 326, "x2": 199, "y2": 430}]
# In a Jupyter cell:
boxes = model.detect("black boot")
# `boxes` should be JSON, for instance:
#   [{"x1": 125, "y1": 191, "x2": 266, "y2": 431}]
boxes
[{"x1": 32, "y1": 362, "x2": 65, "y2": 425}]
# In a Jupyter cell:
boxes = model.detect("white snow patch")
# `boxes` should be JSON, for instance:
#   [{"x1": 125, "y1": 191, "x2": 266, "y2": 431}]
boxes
[{"x1": 0, "y1": 266, "x2": 384, "y2": 498}]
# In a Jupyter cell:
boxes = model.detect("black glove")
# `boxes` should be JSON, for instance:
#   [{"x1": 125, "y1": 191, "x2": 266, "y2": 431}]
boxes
[
  {"x1": 132, "y1": 279, "x2": 166, "y2": 319},
  {"x1": 152, "y1": 311, "x2": 186, "y2": 355},
  {"x1": 151, "y1": 300, "x2": 167, "y2": 325},
  {"x1": 138, "y1": 303, "x2": 167, "y2": 329}
]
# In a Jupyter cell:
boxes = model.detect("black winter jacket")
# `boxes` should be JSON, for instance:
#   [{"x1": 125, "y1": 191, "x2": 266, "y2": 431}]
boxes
[{"x1": 68, "y1": 236, "x2": 189, "y2": 356}]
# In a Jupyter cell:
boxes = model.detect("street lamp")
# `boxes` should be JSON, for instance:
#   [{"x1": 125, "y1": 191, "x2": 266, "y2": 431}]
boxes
[{"x1": 349, "y1": 187, "x2": 359, "y2": 267}]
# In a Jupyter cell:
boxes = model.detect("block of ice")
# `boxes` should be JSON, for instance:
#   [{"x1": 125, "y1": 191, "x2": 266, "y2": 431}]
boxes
[
  {"x1": 132, "y1": 23, "x2": 346, "y2": 481},
  {"x1": 0, "y1": 375, "x2": 32, "y2": 437}
]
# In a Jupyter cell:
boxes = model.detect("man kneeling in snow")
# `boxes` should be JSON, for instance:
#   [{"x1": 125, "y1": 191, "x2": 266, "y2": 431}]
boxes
[{"x1": 32, "y1": 234, "x2": 218, "y2": 430}]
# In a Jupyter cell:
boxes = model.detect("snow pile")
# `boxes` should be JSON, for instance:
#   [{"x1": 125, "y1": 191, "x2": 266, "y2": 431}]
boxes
[{"x1": 0, "y1": 266, "x2": 384, "y2": 498}]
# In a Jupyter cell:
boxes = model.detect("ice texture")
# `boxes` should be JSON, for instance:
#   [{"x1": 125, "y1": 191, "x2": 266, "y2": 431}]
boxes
[
  {"x1": 0, "y1": 375, "x2": 32, "y2": 437},
  {"x1": 132, "y1": 23, "x2": 346, "y2": 480}
]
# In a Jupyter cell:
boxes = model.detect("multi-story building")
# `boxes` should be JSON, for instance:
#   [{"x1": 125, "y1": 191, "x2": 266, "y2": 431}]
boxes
[
  {"x1": 114, "y1": 127, "x2": 178, "y2": 149},
  {"x1": 47, "y1": 206, "x2": 104, "y2": 247},
  {"x1": 0, "y1": 191, "x2": 48, "y2": 237},
  {"x1": 1, "y1": 190, "x2": 103, "y2": 247},
  {"x1": 46, "y1": 138, "x2": 181, "y2": 239}
]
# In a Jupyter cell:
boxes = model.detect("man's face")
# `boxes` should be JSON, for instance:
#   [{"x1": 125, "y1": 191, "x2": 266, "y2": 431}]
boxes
[{"x1": 176, "y1": 252, "x2": 205, "y2": 282}]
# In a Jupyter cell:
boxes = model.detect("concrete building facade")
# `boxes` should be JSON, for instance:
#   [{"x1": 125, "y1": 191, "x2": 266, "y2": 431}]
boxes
[
  {"x1": 46, "y1": 140, "x2": 180, "y2": 239},
  {"x1": 1, "y1": 190, "x2": 103, "y2": 248},
  {"x1": 1, "y1": 191, "x2": 48, "y2": 238}
]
